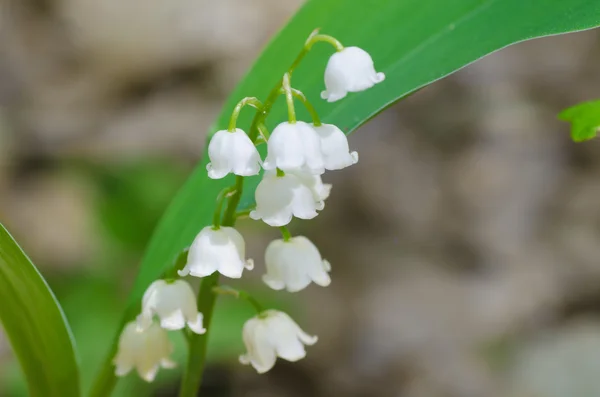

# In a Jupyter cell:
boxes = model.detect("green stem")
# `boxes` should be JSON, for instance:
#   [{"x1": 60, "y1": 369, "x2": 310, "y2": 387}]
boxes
[
  {"x1": 248, "y1": 30, "x2": 334, "y2": 142},
  {"x1": 282, "y1": 73, "x2": 296, "y2": 124},
  {"x1": 305, "y1": 33, "x2": 344, "y2": 52},
  {"x1": 212, "y1": 187, "x2": 235, "y2": 228},
  {"x1": 279, "y1": 226, "x2": 292, "y2": 241},
  {"x1": 178, "y1": 175, "x2": 244, "y2": 397},
  {"x1": 212, "y1": 286, "x2": 265, "y2": 314},
  {"x1": 257, "y1": 123, "x2": 270, "y2": 142},
  {"x1": 227, "y1": 97, "x2": 264, "y2": 132},
  {"x1": 290, "y1": 88, "x2": 321, "y2": 126},
  {"x1": 234, "y1": 207, "x2": 254, "y2": 220}
]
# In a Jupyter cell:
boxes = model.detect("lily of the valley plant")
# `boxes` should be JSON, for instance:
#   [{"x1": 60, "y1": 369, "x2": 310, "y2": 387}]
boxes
[{"x1": 111, "y1": 29, "x2": 384, "y2": 395}]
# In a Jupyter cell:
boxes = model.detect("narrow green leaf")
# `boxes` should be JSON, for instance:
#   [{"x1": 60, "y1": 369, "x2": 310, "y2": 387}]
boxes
[
  {"x1": 96, "y1": 0, "x2": 600, "y2": 392},
  {"x1": 0, "y1": 223, "x2": 80, "y2": 397},
  {"x1": 559, "y1": 100, "x2": 600, "y2": 142}
]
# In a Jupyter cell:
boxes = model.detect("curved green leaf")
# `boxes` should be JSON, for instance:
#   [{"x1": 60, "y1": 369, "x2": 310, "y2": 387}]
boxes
[
  {"x1": 0, "y1": 223, "x2": 80, "y2": 397},
  {"x1": 99, "y1": 0, "x2": 600, "y2": 391}
]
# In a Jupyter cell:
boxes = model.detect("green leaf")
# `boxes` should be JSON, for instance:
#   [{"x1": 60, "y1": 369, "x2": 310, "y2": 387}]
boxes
[
  {"x1": 0, "y1": 223, "x2": 80, "y2": 397},
  {"x1": 134, "y1": 0, "x2": 600, "y2": 299},
  {"x1": 559, "y1": 100, "x2": 600, "y2": 142},
  {"x1": 99, "y1": 0, "x2": 600, "y2": 391}
]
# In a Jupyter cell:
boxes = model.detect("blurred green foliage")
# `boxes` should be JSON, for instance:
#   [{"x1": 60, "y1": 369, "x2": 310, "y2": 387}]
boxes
[{"x1": 559, "y1": 100, "x2": 600, "y2": 142}]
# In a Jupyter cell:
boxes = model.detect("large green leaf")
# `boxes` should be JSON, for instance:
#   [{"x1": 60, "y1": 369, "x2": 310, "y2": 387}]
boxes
[
  {"x1": 134, "y1": 0, "x2": 600, "y2": 297},
  {"x1": 100, "y1": 0, "x2": 600, "y2": 390},
  {"x1": 0, "y1": 223, "x2": 80, "y2": 397}
]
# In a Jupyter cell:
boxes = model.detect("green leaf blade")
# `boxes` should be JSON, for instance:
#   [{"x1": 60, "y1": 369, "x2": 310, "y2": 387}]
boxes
[{"x1": 0, "y1": 224, "x2": 80, "y2": 397}]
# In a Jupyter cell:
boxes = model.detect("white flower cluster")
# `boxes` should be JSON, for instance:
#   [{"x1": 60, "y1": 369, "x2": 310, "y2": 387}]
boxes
[{"x1": 114, "y1": 38, "x2": 383, "y2": 381}]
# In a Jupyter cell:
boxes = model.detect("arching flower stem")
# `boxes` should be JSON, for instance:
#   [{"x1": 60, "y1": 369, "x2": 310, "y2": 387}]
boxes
[
  {"x1": 212, "y1": 186, "x2": 236, "y2": 229},
  {"x1": 282, "y1": 73, "x2": 297, "y2": 124},
  {"x1": 212, "y1": 285, "x2": 265, "y2": 314},
  {"x1": 227, "y1": 97, "x2": 265, "y2": 132}
]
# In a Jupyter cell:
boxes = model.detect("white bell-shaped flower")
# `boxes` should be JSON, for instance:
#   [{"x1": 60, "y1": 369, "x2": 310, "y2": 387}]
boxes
[
  {"x1": 263, "y1": 236, "x2": 331, "y2": 292},
  {"x1": 206, "y1": 128, "x2": 261, "y2": 179},
  {"x1": 263, "y1": 121, "x2": 325, "y2": 175},
  {"x1": 312, "y1": 123, "x2": 358, "y2": 170},
  {"x1": 137, "y1": 279, "x2": 206, "y2": 334},
  {"x1": 250, "y1": 172, "x2": 324, "y2": 227},
  {"x1": 321, "y1": 46, "x2": 385, "y2": 102},
  {"x1": 114, "y1": 321, "x2": 176, "y2": 382},
  {"x1": 239, "y1": 310, "x2": 318, "y2": 373},
  {"x1": 178, "y1": 226, "x2": 254, "y2": 279}
]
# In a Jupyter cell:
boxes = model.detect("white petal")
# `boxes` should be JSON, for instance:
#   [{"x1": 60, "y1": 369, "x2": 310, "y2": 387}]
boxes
[
  {"x1": 138, "y1": 364, "x2": 160, "y2": 383},
  {"x1": 186, "y1": 313, "x2": 206, "y2": 334},
  {"x1": 114, "y1": 362, "x2": 133, "y2": 377},
  {"x1": 269, "y1": 311, "x2": 317, "y2": 359},
  {"x1": 159, "y1": 309, "x2": 186, "y2": 330},
  {"x1": 160, "y1": 358, "x2": 177, "y2": 369},
  {"x1": 313, "y1": 124, "x2": 358, "y2": 170},
  {"x1": 262, "y1": 274, "x2": 286, "y2": 290}
]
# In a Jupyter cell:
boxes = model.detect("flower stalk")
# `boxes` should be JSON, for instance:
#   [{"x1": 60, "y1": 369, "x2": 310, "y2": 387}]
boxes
[
  {"x1": 228, "y1": 97, "x2": 264, "y2": 132},
  {"x1": 178, "y1": 175, "x2": 244, "y2": 397}
]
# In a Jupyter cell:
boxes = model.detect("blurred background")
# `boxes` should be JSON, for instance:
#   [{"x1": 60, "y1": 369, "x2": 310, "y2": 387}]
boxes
[{"x1": 2, "y1": 1, "x2": 600, "y2": 396}]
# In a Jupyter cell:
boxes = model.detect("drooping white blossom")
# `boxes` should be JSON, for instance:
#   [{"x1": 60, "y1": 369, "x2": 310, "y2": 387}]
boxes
[
  {"x1": 206, "y1": 128, "x2": 261, "y2": 179},
  {"x1": 114, "y1": 321, "x2": 176, "y2": 382},
  {"x1": 249, "y1": 172, "x2": 324, "y2": 227},
  {"x1": 263, "y1": 121, "x2": 325, "y2": 175},
  {"x1": 178, "y1": 226, "x2": 254, "y2": 279},
  {"x1": 239, "y1": 310, "x2": 318, "y2": 373},
  {"x1": 321, "y1": 46, "x2": 385, "y2": 102},
  {"x1": 312, "y1": 123, "x2": 358, "y2": 170},
  {"x1": 263, "y1": 236, "x2": 331, "y2": 292},
  {"x1": 137, "y1": 279, "x2": 206, "y2": 334}
]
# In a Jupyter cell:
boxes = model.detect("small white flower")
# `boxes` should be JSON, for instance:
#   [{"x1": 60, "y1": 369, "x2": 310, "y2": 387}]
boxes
[
  {"x1": 206, "y1": 128, "x2": 261, "y2": 179},
  {"x1": 321, "y1": 46, "x2": 385, "y2": 102},
  {"x1": 178, "y1": 226, "x2": 254, "y2": 279},
  {"x1": 239, "y1": 310, "x2": 318, "y2": 373},
  {"x1": 263, "y1": 121, "x2": 325, "y2": 175},
  {"x1": 250, "y1": 172, "x2": 324, "y2": 227},
  {"x1": 312, "y1": 123, "x2": 358, "y2": 170},
  {"x1": 114, "y1": 321, "x2": 176, "y2": 382},
  {"x1": 137, "y1": 279, "x2": 206, "y2": 334},
  {"x1": 263, "y1": 236, "x2": 331, "y2": 292}
]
